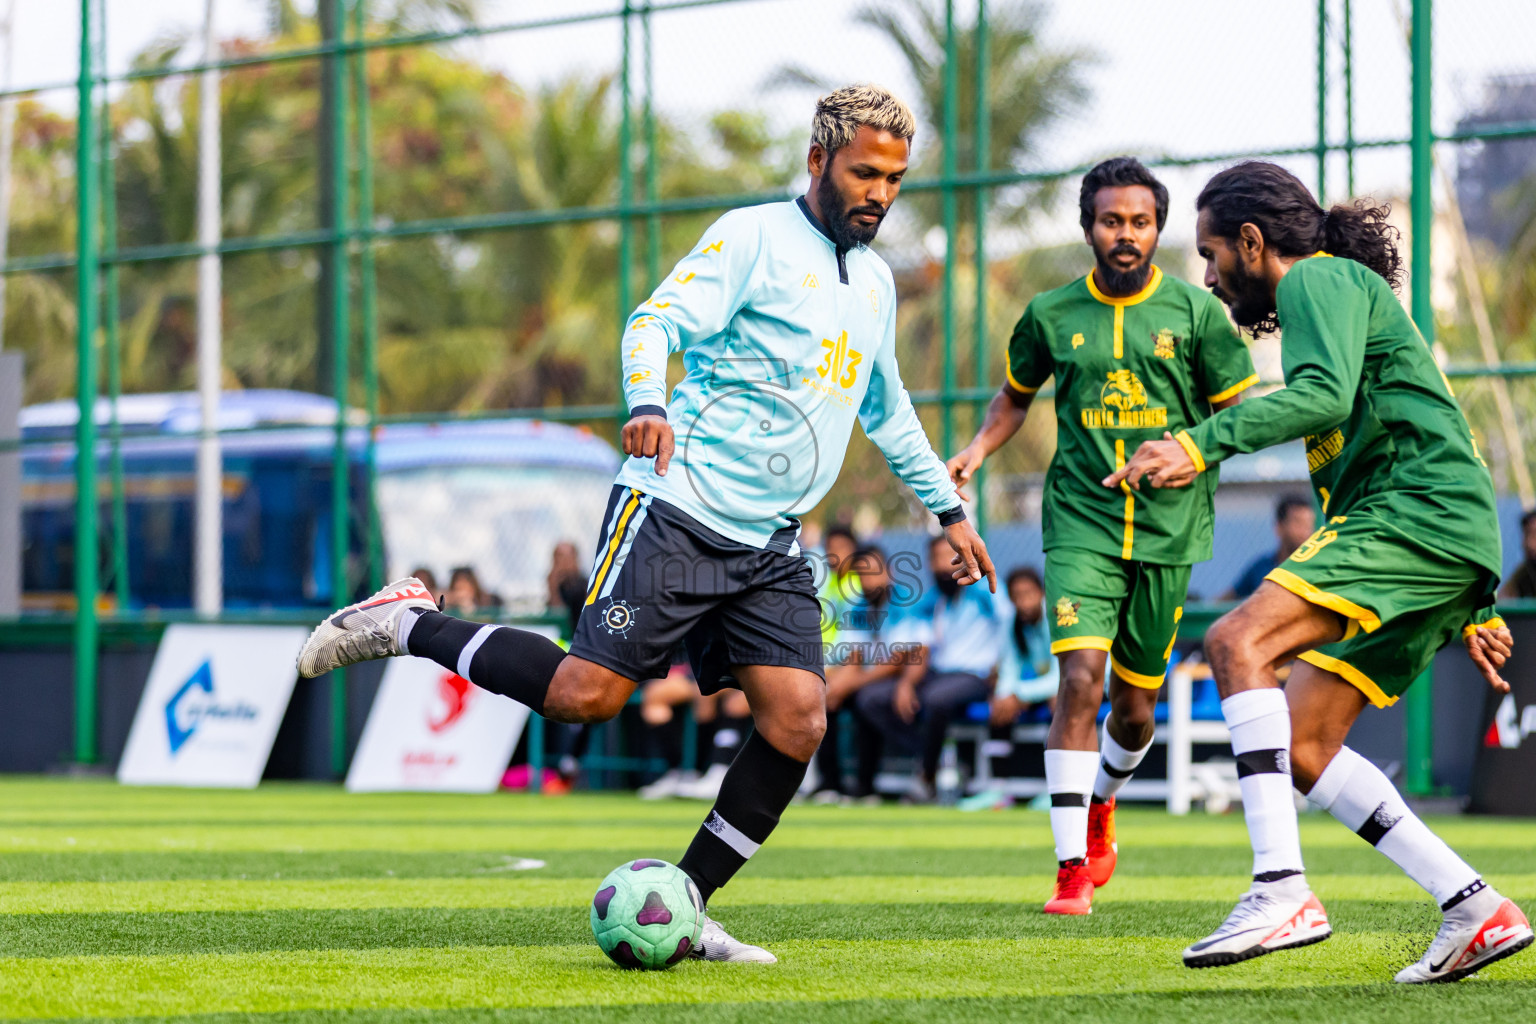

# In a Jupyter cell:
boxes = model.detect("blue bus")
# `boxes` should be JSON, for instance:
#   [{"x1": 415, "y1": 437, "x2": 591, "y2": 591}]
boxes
[{"x1": 21, "y1": 390, "x2": 620, "y2": 612}]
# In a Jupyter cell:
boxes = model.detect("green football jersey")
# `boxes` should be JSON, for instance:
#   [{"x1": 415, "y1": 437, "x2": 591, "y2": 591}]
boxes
[
  {"x1": 1179, "y1": 254, "x2": 1502, "y2": 595},
  {"x1": 1007, "y1": 265, "x2": 1257, "y2": 565}
]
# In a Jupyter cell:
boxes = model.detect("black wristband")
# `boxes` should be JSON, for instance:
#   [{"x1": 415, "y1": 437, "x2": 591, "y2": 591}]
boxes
[
  {"x1": 629, "y1": 405, "x2": 667, "y2": 421},
  {"x1": 937, "y1": 505, "x2": 966, "y2": 528}
]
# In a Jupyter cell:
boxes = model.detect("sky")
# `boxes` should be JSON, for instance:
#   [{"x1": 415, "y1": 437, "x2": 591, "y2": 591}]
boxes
[{"x1": 9, "y1": 0, "x2": 1536, "y2": 251}]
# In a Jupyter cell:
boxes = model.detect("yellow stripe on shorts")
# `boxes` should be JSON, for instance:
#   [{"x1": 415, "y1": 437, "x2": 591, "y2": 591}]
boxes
[{"x1": 586, "y1": 490, "x2": 642, "y2": 606}]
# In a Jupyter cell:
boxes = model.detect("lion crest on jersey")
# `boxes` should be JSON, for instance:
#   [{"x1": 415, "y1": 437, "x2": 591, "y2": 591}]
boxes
[
  {"x1": 1055, "y1": 596, "x2": 1080, "y2": 627},
  {"x1": 1153, "y1": 328, "x2": 1178, "y2": 359},
  {"x1": 1101, "y1": 370, "x2": 1148, "y2": 411}
]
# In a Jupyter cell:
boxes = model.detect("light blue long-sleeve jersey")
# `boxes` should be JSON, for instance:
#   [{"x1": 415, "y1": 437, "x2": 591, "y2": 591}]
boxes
[{"x1": 615, "y1": 199, "x2": 961, "y2": 551}]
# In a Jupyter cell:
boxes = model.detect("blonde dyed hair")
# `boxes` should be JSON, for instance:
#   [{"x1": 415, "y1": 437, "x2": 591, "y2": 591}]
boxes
[{"x1": 810, "y1": 84, "x2": 916, "y2": 155}]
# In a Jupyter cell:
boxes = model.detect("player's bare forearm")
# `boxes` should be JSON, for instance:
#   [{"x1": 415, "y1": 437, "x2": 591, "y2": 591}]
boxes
[{"x1": 947, "y1": 386, "x2": 1032, "y2": 500}]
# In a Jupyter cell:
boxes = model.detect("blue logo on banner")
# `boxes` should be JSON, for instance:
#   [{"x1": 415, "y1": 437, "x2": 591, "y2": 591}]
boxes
[{"x1": 165, "y1": 659, "x2": 215, "y2": 754}]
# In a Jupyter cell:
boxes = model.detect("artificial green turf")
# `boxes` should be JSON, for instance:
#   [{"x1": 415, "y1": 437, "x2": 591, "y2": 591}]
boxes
[{"x1": 1, "y1": 778, "x2": 1533, "y2": 1022}]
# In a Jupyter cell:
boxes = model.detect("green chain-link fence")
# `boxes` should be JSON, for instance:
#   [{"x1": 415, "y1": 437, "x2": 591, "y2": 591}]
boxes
[{"x1": 2, "y1": 0, "x2": 1534, "y2": 784}]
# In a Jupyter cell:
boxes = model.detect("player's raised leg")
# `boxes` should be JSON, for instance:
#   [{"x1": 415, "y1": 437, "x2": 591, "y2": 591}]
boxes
[
  {"x1": 1287, "y1": 654, "x2": 1533, "y2": 984},
  {"x1": 1182, "y1": 583, "x2": 1338, "y2": 967}
]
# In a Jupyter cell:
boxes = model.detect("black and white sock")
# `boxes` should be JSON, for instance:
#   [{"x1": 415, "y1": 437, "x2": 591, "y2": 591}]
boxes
[
  {"x1": 1093, "y1": 725, "x2": 1152, "y2": 804},
  {"x1": 678, "y1": 730, "x2": 809, "y2": 904},
  {"x1": 401, "y1": 610, "x2": 563, "y2": 716},
  {"x1": 1222, "y1": 688, "x2": 1305, "y2": 880},
  {"x1": 1309, "y1": 745, "x2": 1481, "y2": 908},
  {"x1": 1044, "y1": 748, "x2": 1098, "y2": 863}
]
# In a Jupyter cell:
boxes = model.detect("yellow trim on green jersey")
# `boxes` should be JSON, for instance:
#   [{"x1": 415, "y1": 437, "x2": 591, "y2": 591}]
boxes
[
  {"x1": 1051, "y1": 636, "x2": 1113, "y2": 655},
  {"x1": 1264, "y1": 566, "x2": 1383, "y2": 633},
  {"x1": 1086, "y1": 265, "x2": 1164, "y2": 361},
  {"x1": 1173, "y1": 430, "x2": 1206, "y2": 473},
  {"x1": 1005, "y1": 362, "x2": 1039, "y2": 394},
  {"x1": 1114, "y1": 438, "x2": 1135, "y2": 559},
  {"x1": 1207, "y1": 373, "x2": 1259, "y2": 405},
  {"x1": 1085, "y1": 264, "x2": 1164, "y2": 307},
  {"x1": 1110, "y1": 652, "x2": 1166, "y2": 690},
  {"x1": 1298, "y1": 649, "x2": 1396, "y2": 708},
  {"x1": 1463, "y1": 616, "x2": 1507, "y2": 639}
]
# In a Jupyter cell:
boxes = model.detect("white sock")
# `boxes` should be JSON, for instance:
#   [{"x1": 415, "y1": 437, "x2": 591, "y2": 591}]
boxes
[
  {"x1": 1045, "y1": 748, "x2": 1099, "y2": 862},
  {"x1": 1221, "y1": 688, "x2": 1304, "y2": 878},
  {"x1": 1309, "y1": 745, "x2": 1480, "y2": 908},
  {"x1": 1093, "y1": 724, "x2": 1152, "y2": 803},
  {"x1": 398, "y1": 607, "x2": 426, "y2": 650}
]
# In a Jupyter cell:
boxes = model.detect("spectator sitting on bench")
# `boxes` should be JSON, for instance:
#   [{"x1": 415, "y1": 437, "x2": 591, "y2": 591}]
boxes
[
  {"x1": 1223, "y1": 494, "x2": 1315, "y2": 600},
  {"x1": 990, "y1": 565, "x2": 1059, "y2": 726},
  {"x1": 853, "y1": 534, "x2": 1005, "y2": 803},
  {"x1": 813, "y1": 545, "x2": 904, "y2": 803}
]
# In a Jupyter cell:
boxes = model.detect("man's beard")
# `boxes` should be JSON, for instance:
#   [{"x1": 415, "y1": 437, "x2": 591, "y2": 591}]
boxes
[
  {"x1": 1093, "y1": 240, "x2": 1156, "y2": 295},
  {"x1": 932, "y1": 570, "x2": 962, "y2": 598},
  {"x1": 817, "y1": 171, "x2": 885, "y2": 249},
  {"x1": 1213, "y1": 258, "x2": 1280, "y2": 334}
]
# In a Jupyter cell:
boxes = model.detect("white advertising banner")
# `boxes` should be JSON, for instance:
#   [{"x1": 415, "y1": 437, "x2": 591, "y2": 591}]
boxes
[
  {"x1": 118, "y1": 624, "x2": 306, "y2": 788},
  {"x1": 346, "y1": 656, "x2": 529, "y2": 793}
]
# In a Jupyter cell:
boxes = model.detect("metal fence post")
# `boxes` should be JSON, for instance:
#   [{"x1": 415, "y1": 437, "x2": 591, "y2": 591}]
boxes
[
  {"x1": 1343, "y1": 0, "x2": 1355, "y2": 196},
  {"x1": 99, "y1": 15, "x2": 127, "y2": 613},
  {"x1": 971, "y1": 0, "x2": 989, "y2": 532},
  {"x1": 1405, "y1": 0, "x2": 1434, "y2": 796},
  {"x1": 326, "y1": 0, "x2": 352, "y2": 778},
  {"x1": 939, "y1": 0, "x2": 958, "y2": 458},
  {"x1": 1316, "y1": 0, "x2": 1328, "y2": 201},
  {"x1": 72, "y1": 0, "x2": 100, "y2": 765},
  {"x1": 354, "y1": 0, "x2": 383, "y2": 594}
]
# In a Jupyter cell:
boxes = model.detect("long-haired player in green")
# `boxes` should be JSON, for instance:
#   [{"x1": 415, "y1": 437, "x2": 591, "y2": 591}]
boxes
[
  {"x1": 949, "y1": 157, "x2": 1257, "y2": 915},
  {"x1": 1110, "y1": 160, "x2": 1532, "y2": 981}
]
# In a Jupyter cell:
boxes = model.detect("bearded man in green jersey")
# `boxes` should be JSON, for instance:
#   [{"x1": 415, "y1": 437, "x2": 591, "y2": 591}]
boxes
[
  {"x1": 949, "y1": 157, "x2": 1257, "y2": 915},
  {"x1": 1111, "y1": 160, "x2": 1532, "y2": 982}
]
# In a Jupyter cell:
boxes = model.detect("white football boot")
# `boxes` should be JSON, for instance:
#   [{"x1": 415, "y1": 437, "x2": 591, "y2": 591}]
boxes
[
  {"x1": 1395, "y1": 887, "x2": 1533, "y2": 984},
  {"x1": 637, "y1": 769, "x2": 698, "y2": 801},
  {"x1": 297, "y1": 578, "x2": 436, "y2": 678},
  {"x1": 674, "y1": 763, "x2": 729, "y2": 801},
  {"x1": 688, "y1": 912, "x2": 777, "y2": 964},
  {"x1": 1183, "y1": 876, "x2": 1331, "y2": 968}
]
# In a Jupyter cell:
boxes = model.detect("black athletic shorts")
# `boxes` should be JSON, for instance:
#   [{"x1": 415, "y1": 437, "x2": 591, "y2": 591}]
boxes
[{"x1": 568, "y1": 486, "x2": 825, "y2": 692}]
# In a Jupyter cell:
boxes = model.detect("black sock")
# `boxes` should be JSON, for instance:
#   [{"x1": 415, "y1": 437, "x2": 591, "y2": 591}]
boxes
[
  {"x1": 678, "y1": 730, "x2": 808, "y2": 904},
  {"x1": 644, "y1": 713, "x2": 685, "y2": 772},
  {"x1": 709, "y1": 714, "x2": 751, "y2": 767},
  {"x1": 404, "y1": 610, "x2": 562, "y2": 716}
]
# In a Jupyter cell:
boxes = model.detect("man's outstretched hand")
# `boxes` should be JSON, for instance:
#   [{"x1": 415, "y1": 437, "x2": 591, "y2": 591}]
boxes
[
  {"x1": 1103, "y1": 432, "x2": 1199, "y2": 492},
  {"x1": 1465, "y1": 621, "x2": 1514, "y2": 694},
  {"x1": 622, "y1": 414, "x2": 674, "y2": 476},
  {"x1": 944, "y1": 519, "x2": 996, "y2": 593},
  {"x1": 946, "y1": 445, "x2": 985, "y2": 504}
]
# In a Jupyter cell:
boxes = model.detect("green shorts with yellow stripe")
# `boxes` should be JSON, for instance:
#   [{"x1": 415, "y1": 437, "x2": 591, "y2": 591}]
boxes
[
  {"x1": 1044, "y1": 547, "x2": 1189, "y2": 689},
  {"x1": 1264, "y1": 511, "x2": 1497, "y2": 708}
]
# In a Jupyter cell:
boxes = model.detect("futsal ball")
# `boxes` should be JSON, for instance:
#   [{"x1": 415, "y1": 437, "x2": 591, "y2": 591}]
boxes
[{"x1": 590, "y1": 859, "x2": 704, "y2": 969}]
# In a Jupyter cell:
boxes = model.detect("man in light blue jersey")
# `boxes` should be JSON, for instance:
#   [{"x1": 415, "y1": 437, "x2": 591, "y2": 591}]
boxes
[{"x1": 296, "y1": 84, "x2": 994, "y2": 964}]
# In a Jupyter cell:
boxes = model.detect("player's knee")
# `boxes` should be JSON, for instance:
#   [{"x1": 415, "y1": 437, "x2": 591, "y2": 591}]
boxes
[
  {"x1": 759, "y1": 705, "x2": 825, "y2": 762},
  {"x1": 1056, "y1": 664, "x2": 1101, "y2": 716},
  {"x1": 1203, "y1": 614, "x2": 1250, "y2": 686},
  {"x1": 545, "y1": 664, "x2": 629, "y2": 724}
]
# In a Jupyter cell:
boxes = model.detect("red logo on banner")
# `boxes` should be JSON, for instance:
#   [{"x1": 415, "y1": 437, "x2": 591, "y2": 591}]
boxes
[{"x1": 427, "y1": 674, "x2": 476, "y2": 734}]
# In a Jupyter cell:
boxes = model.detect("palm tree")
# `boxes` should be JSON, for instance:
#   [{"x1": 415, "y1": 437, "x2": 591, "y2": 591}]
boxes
[{"x1": 770, "y1": 0, "x2": 1093, "y2": 227}]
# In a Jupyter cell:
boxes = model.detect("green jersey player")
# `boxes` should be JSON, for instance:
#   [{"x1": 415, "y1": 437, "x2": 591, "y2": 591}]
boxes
[
  {"x1": 1111, "y1": 160, "x2": 1531, "y2": 982},
  {"x1": 950, "y1": 157, "x2": 1256, "y2": 914}
]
